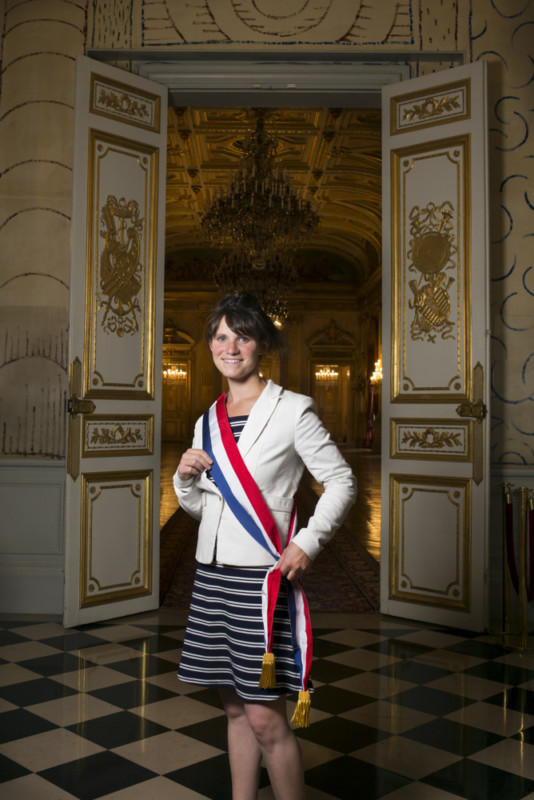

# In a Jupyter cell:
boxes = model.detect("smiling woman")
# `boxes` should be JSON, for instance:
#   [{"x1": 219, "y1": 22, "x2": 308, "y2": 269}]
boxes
[{"x1": 173, "y1": 290, "x2": 356, "y2": 799}]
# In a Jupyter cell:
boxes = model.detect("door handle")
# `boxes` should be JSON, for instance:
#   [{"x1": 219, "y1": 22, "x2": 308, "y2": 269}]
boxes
[{"x1": 67, "y1": 393, "x2": 96, "y2": 419}]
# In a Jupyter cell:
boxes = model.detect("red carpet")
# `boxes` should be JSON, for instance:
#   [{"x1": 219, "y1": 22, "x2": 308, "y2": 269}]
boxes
[{"x1": 160, "y1": 482, "x2": 379, "y2": 612}]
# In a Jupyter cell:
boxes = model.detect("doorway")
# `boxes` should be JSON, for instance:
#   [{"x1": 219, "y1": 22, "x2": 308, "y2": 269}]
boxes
[{"x1": 158, "y1": 99, "x2": 385, "y2": 594}]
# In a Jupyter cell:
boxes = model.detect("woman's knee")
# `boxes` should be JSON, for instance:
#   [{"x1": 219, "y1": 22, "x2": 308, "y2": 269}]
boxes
[
  {"x1": 245, "y1": 700, "x2": 289, "y2": 748},
  {"x1": 218, "y1": 688, "x2": 247, "y2": 723}
]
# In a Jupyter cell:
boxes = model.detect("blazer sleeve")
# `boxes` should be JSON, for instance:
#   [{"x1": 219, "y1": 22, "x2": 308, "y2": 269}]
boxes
[
  {"x1": 172, "y1": 416, "x2": 205, "y2": 521},
  {"x1": 290, "y1": 397, "x2": 357, "y2": 561}
]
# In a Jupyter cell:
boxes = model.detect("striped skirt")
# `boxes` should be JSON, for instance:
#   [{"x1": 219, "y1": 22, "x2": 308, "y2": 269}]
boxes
[{"x1": 178, "y1": 564, "x2": 309, "y2": 701}]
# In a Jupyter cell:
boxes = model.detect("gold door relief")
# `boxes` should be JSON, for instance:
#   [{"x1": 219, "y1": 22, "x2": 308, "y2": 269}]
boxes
[
  {"x1": 90, "y1": 73, "x2": 161, "y2": 133},
  {"x1": 82, "y1": 415, "x2": 154, "y2": 457},
  {"x1": 408, "y1": 201, "x2": 456, "y2": 343},
  {"x1": 390, "y1": 78, "x2": 471, "y2": 135},
  {"x1": 391, "y1": 418, "x2": 472, "y2": 461},
  {"x1": 99, "y1": 196, "x2": 143, "y2": 337}
]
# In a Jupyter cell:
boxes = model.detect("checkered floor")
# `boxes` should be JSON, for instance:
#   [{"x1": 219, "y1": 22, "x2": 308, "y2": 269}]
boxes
[{"x1": 1, "y1": 610, "x2": 534, "y2": 800}]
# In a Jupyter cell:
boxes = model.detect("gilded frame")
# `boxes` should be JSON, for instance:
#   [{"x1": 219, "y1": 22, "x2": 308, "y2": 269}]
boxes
[
  {"x1": 391, "y1": 134, "x2": 472, "y2": 403},
  {"x1": 389, "y1": 474, "x2": 471, "y2": 611},
  {"x1": 84, "y1": 129, "x2": 159, "y2": 399},
  {"x1": 80, "y1": 470, "x2": 153, "y2": 607}
]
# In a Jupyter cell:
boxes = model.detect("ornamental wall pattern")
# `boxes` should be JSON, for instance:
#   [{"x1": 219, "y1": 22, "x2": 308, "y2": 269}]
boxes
[{"x1": 0, "y1": 0, "x2": 532, "y2": 465}]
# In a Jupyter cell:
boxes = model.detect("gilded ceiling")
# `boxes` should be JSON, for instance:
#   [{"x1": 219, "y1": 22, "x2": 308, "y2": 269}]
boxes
[{"x1": 165, "y1": 106, "x2": 382, "y2": 289}]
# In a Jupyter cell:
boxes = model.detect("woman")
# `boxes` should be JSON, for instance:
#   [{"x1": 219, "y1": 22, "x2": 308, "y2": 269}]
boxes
[{"x1": 174, "y1": 292, "x2": 356, "y2": 800}]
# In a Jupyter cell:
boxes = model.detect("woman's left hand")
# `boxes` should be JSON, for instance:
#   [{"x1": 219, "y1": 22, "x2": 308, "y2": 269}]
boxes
[{"x1": 276, "y1": 542, "x2": 312, "y2": 582}]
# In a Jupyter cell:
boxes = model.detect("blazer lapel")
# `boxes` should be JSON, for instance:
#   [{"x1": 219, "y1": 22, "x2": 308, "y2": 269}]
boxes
[{"x1": 237, "y1": 380, "x2": 283, "y2": 458}]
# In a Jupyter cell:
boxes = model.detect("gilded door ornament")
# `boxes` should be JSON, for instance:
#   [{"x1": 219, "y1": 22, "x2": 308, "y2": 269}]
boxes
[
  {"x1": 401, "y1": 427, "x2": 461, "y2": 449},
  {"x1": 407, "y1": 201, "x2": 456, "y2": 343},
  {"x1": 98, "y1": 195, "x2": 143, "y2": 337},
  {"x1": 403, "y1": 94, "x2": 461, "y2": 124},
  {"x1": 90, "y1": 425, "x2": 143, "y2": 446},
  {"x1": 96, "y1": 88, "x2": 150, "y2": 122}
]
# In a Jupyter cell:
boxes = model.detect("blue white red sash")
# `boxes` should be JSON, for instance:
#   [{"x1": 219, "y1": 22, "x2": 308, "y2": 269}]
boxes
[{"x1": 202, "y1": 393, "x2": 312, "y2": 720}]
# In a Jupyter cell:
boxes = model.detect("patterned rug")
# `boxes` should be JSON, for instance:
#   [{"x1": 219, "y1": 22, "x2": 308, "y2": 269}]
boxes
[{"x1": 160, "y1": 482, "x2": 379, "y2": 612}]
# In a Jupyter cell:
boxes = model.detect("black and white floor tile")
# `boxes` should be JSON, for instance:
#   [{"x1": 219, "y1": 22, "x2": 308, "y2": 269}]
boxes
[{"x1": 1, "y1": 610, "x2": 534, "y2": 799}]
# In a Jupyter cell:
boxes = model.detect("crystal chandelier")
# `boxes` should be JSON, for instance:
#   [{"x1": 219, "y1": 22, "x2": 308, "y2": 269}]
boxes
[
  {"x1": 201, "y1": 109, "x2": 319, "y2": 320},
  {"x1": 315, "y1": 366, "x2": 339, "y2": 383}
]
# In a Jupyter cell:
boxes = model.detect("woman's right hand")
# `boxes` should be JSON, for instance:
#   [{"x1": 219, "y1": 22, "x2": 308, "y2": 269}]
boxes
[{"x1": 177, "y1": 448, "x2": 213, "y2": 480}]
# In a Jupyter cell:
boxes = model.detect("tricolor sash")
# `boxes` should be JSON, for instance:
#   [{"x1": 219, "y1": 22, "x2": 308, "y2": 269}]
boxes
[{"x1": 202, "y1": 393, "x2": 313, "y2": 726}]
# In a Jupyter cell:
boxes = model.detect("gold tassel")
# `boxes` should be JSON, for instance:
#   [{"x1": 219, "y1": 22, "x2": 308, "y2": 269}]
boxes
[
  {"x1": 258, "y1": 652, "x2": 276, "y2": 688},
  {"x1": 290, "y1": 690, "x2": 311, "y2": 728}
]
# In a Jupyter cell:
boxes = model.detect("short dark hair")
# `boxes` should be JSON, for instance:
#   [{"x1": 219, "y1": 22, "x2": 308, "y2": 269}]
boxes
[{"x1": 205, "y1": 292, "x2": 283, "y2": 352}]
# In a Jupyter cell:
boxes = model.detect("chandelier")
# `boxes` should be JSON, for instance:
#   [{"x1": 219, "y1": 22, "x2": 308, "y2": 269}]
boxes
[
  {"x1": 201, "y1": 109, "x2": 319, "y2": 320},
  {"x1": 162, "y1": 364, "x2": 187, "y2": 381},
  {"x1": 315, "y1": 366, "x2": 339, "y2": 383}
]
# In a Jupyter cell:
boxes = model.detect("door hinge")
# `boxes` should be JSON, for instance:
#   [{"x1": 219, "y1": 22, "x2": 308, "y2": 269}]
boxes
[
  {"x1": 455, "y1": 399, "x2": 487, "y2": 423},
  {"x1": 67, "y1": 393, "x2": 96, "y2": 419}
]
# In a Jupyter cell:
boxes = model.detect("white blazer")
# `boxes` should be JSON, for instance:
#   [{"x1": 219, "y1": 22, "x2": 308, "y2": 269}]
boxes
[{"x1": 173, "y1": 380, "x2": 356, "y2": 567}]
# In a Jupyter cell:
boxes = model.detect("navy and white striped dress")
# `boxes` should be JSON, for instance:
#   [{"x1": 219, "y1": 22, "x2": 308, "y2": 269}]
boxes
[{"x1": 177, "y1": 415, "x2": 306, "y2": 701}]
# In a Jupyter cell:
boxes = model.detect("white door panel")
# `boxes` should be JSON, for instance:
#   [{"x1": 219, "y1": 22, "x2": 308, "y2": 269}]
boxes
[
  {"x1": 381, "y1": 62, "x2": 489, "y2": 630},
  {"x1": 64, "y1": 56, "x2": 167, "y2": 627}
]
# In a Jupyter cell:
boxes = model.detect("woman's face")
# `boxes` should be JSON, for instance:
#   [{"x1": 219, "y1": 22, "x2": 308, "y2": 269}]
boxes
[{"x1": 210, "y1": 317, "x2": 264, "y2": 382}]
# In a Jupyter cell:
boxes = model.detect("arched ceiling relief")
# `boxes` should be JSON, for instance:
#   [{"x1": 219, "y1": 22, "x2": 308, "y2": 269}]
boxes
[{"x1": 165, "y1": 106, "x2": 382, "y2": 289}]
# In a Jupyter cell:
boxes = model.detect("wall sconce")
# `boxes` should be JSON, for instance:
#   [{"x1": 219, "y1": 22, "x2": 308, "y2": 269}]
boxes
[
  {"x1": 163, "y1": 365, "x2": 187, "y2": 381},
  {"x1": 370, "y1": 358, "x2": 382, "y2": 384}
]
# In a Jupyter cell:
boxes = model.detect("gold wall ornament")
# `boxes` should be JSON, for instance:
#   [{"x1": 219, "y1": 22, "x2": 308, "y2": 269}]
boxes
[
  {"x1": 407, "y1": 202, "x2": 457, "y2": 343},
  {"x1": 98, "y1": 195, "x2": 143, "y2": 338}
]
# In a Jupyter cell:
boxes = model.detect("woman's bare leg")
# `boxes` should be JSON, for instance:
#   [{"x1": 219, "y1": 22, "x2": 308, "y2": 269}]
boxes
[
  {"x1": 219, "y1": 688, "x2": 262, "y2": 800},
  {"x1": 244, "y1": 697, "x2": 305, "y2": 800},
  {"x1": 218, "y1": 690, "x2": 305, "y2": 800}
]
